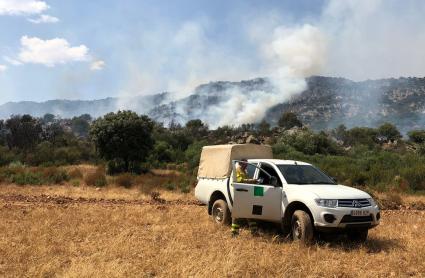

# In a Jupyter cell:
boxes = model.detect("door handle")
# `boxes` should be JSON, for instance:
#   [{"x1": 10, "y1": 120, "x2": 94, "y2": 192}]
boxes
[{"x1": 236, "y1": 189, "x2": 248, "y2": 192}]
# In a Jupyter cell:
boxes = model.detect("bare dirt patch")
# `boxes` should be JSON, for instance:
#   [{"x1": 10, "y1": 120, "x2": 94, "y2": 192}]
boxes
[{"x1": 0, "y1": 193, "x2": 202, "y2": 207}]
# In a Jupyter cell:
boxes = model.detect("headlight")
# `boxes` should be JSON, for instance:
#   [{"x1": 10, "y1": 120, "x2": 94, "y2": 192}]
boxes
[
  {"x1": 315, "y1": 199, "x2": 338, "y2": 208},
  {"x1": 367, "y1": 198, "x2": 377, "y2": 207}
]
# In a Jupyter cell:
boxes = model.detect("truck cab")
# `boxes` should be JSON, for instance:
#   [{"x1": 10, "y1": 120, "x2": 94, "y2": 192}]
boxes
[{"x1": 195, "y1": 144, "x2": 380, "y2": 243}]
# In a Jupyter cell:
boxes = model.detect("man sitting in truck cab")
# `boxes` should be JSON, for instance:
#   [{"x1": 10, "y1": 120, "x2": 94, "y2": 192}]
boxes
[
  {"x1": 236, "y1": 159, "x2": 257, "y2": 183},
  {"x1": 232, "y1": 159, "x2": 259, "y2": 237}
]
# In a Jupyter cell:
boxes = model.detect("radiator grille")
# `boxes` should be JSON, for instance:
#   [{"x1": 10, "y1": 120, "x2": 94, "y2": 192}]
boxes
[{"x1": 338, "y1": 199, "x2": 370, "y2": 208}]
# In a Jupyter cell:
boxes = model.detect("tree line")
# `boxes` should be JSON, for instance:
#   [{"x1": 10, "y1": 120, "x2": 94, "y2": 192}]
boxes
[{"x1": 1, "y1": 111, "x2": 425, "y2": 191}]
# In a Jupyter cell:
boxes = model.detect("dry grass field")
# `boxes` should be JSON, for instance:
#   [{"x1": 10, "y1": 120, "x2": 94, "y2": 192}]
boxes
[{"x1": 0, "y1": 184, "x2": 424, "y2": 277}]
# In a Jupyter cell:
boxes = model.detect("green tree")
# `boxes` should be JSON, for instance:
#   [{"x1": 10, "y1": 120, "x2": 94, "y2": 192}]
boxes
[
  {"x1": 345, "y1": 127, "x2": 378, "y2": 147},
  {"x1": 0, "y1": 119, "x2": 6, "y2": 145},
  {"x1": 185, "y1": 119, "x2": 208, "y2": 139},
  {"x1": 151, "y1": 141, "x2": 174, "y2": 162},
  {"x1": 42, "y1": 122, "x2": 65, "y2": 144},
  {"x1": 408, "y1": 130, "x2": 425, "y2": 144},
  {"x1": 71, "y1": 114, "x2": 92, "y2": 137},
  {"x1": 377, "y1": 123, "x2": 402, "y2": 142},
  {"x1": 333, "y1": 124, "x2": 348, "y2": 142},
  {"x1": 185, "y1": 140, "x2": 208, "y2": 170},
  {"x1": 257, "y1": 120, "x2": 271, "y2": 136},
  {"x1": 5, "y1": 115, "x2": 42, "y2": 151},
  {"x1": 90, "y1": 111, "x2": 154, "y2": 172},
  {"x1": 278, "y1": 112, "x2": 302, "y2": 130},
  {"x1": 42, "y1": 113, "x2": 55, "y2": 124},
  {"x1": 279, "y1": 129, "x2": 342, "y2": 155}
]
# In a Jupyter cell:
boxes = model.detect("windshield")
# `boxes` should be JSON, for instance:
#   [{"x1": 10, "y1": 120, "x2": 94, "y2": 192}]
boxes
[{"x1": 277, "y1": 165, "x2": 336, "y2": 185}]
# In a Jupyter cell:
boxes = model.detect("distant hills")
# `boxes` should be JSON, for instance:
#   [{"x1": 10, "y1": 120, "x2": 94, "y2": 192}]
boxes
[
  {"x1": 1, "y1": 76, "x2": 425, "y2": 132},
  {"x1": 0, "y1": 93, "x2": 170, "y2": 119}
]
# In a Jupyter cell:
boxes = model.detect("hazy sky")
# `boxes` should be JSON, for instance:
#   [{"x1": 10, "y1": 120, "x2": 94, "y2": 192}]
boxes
[{"x1": 1, "y1": 0, "x2": 425, "y2": 104}]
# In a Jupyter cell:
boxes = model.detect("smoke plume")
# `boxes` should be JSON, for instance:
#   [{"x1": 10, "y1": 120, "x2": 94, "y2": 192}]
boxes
[
  {"x1": 116, "y1": 0, "x2": 425, "y2": 128},
  {"x1": 170, "y1": 24, "x2": 326, "y2": 128}
]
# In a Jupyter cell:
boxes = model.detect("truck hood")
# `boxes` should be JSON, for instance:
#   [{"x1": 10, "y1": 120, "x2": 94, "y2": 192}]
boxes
[{"x1": 291, "y1": 184, "x2": 371, "y2": 199}]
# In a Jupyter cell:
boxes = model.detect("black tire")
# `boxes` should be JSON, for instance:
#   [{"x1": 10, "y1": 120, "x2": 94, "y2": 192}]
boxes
[
  {"x1": 291, "y1": 210, "x2": 314, "y2": 244},
  {"x1": 347, "y1": 229, "x2": 368, "y2": 242},
  {"x1": 211, "y1": 199, "x2": 231, "y2": 225}
]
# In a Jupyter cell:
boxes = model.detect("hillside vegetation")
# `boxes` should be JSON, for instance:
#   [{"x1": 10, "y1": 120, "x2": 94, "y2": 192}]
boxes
[
  {"x1": 1, "y1": 111, "x2": 425, "y2": 194},
  {"x1": 2, "y1": 76, "x2": 425, "y2": 132}
]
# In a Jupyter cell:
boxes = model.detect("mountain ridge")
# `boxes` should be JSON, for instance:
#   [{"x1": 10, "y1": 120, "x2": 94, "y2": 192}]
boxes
[{"x1": 1, "y1": 76, "x2": 425, "y2": 132}]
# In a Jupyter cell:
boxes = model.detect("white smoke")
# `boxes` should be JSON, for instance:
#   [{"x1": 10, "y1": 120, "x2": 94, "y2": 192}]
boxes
[
  {"x1": 193, "y1": 24, "x2": 326, "y2": 128},
  {"x1": 118, "y1": 0, "x2": 425, "y2": 128},
  {"x1": 321, "y1": 0, "x2": 425, "y2": 80}
]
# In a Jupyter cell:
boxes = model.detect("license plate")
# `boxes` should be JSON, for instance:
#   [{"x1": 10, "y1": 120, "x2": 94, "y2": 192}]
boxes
[{"x1": 351, "y1": 210, "x2": 370, "y2": 216}]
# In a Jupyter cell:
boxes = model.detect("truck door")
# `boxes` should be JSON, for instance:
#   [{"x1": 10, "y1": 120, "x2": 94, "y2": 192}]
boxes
[{"x1": 231, "y1": 162, "x2": 282, "y2": 222}]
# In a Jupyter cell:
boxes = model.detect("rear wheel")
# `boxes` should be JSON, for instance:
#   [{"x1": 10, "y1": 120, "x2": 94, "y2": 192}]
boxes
[
  {"x1": 291, "y1": 210, "x2": 314, "y2": 244},
  {"x1": 347, "y1": 229, "x2": 368, "y2": 242},
  {"x1": 211, "y1": 199, "x2": 231, "y2": 225}
]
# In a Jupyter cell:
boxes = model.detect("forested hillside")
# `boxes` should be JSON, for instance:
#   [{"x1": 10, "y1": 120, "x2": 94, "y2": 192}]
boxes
[{"x1": 2, "y1": 76, "x2": 425, "y2": 132}]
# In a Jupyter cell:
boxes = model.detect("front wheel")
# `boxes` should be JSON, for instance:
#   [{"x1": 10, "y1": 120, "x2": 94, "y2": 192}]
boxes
[
  {"x1": 211, "y1": 199, "x2": 231, "y2": 225},
  {"x1": 291, "y1": 210, "x2": 314, "y2": 244}
]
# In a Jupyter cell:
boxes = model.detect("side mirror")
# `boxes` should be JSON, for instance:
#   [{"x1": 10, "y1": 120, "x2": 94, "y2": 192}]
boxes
[{"x1": 270, "y1": 176, "x2": 278, "y2": 186}]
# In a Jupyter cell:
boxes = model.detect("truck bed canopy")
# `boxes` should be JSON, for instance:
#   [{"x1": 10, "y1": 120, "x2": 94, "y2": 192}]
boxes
[{"x1": 197, "y1": 144, "x2": 273, "y2": 179}]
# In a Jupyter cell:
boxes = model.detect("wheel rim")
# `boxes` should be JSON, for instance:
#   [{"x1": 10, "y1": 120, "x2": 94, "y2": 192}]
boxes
[
  {"x1": 213, "y1": 206, "x2": 224, "y2": 222},
  {"x1": 293, "y1": 220, "x2": 302, "y2": 239}
]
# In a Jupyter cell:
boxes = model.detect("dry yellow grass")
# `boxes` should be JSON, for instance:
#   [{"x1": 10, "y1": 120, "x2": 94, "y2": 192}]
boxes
[{"x1": 0, "y1": 185, "x2": 424, "y2": 277}]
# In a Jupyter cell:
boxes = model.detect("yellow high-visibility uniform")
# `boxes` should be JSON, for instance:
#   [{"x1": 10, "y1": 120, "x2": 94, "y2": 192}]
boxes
[
  {"x1": 232, "y1": 164, "x2": 258, "y2": 236},
  {"x1": 236, "y1": 166, "x2": 248, "y2": 183}
]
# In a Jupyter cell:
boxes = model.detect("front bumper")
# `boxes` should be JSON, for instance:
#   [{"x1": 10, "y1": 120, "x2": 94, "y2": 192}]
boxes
[{"x1": 312, "y1": 205, "x2": 380, "y2": 230}]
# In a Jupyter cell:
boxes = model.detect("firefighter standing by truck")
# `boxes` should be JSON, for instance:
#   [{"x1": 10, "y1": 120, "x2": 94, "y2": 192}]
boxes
[{"x1": 231, "y1": 159, "x2": 259, "y2": 237}]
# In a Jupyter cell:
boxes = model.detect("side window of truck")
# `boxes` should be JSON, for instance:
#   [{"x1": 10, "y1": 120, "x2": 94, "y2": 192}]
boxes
[
  {"x1": 259, "y1": 163, "x2": 282, "y2": 186},
  {"x1": 246, "y1": 163, "x2": 257, "y2": 178}
]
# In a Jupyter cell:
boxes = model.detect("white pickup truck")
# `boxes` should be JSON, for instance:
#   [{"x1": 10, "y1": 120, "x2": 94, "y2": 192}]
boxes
[{"x1": 195, "y1": 144, "x2": 380, "y2": 243}]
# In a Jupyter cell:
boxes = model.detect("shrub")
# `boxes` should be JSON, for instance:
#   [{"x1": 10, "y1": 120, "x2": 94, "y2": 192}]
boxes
[
  {"x1": 151, "y1": 141, "x2": 174, "y2": 162},
  {"x1": 11, "y1": 171, "x2": 43, "y2": 185},
  {"x1": 278, "y1": 112, "x2": 302, "y2": 129},
  {"x1": 115, "y1": 173, "x2": 135, "y2": 188},
  {"x1": 53, "y1": 147, "x2": 81, "y2": 165},
  {"x1": 185, "y1": 141, "x2": 208, "y2": 170},
  {"x1": 165, "y1": 183, "x2": 176, "y2": 191},
  {"x1": 400, "y1": 166, "x2": 425, "y2": 191},
  {"x1": 350, "y1": 171, "x2": 368, "y2": 186},
  {"x1": 277, "y1": 130, "x2": 343, "y2": 156},
  {"x1": 68, "y1": 168, "x2": 83, "y2": 179},
  {"x1": 0, "y1": 146, "x2": 18, "y2": 167},
  {"x1": 71, "y1": 179, "x2": 80, "y2": 187},
  {"x1": 107, "y1": 159, "x2": 126, "y2": 175},
  {"x1": 418, "y1": 145, "x2": 425, "y2": 156},
  {"x1": 2, "y1": 166, "x2": 69, "y2": 185},
  {"x1": 408, "y1": 130, "x2": 425, "y2": 144},
  {"x1": 345, "y1": 127, "x2": 378, "y2": 147},
  {"x1": 392, "y1": 176, "x2": 410, "y2": 192},
  {"x1": 85, "y1": 166, "x2": 107, "y2": 187},
  {"x1": 107, "y1": 159, "x2": 144, "y2": 175},
  {"x1": 41, "y1": 167, "x2": 69, "y2": 184},
  {"x1": 180, "y1": 186, "x2": 190, "y2": 194},
  {"x1": 378, "y1": 192, "x2": 403, "y2": 209},
  {"x1": 9, "y1": 161, "x2": 25, "y2": 169},
  {"x1": 377, "y1": 123, "x2": 402, "y2": 142},
  {"x1": 28, "y1": 141, "x2": 95, "y2": 166}
]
